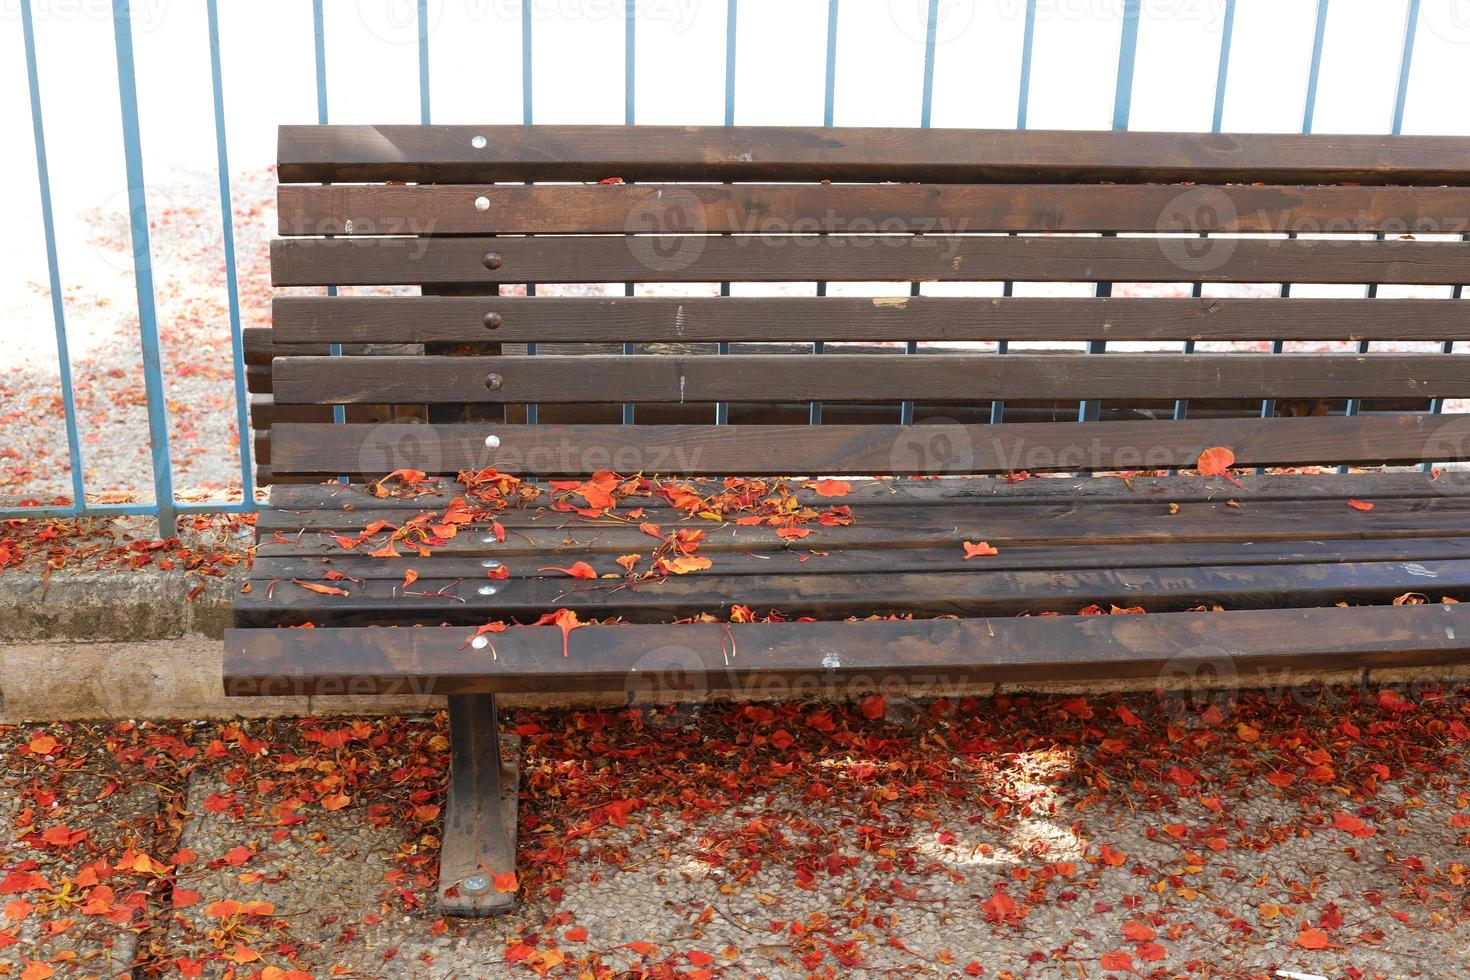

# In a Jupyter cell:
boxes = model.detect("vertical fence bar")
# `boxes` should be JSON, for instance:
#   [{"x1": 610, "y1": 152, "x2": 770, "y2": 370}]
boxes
[
  {"x1": 1342, "y1": 0, "x2": 1418, "y2": 454},
  {"x1": 418, "y1": 0, "x2": 431, "y2": 124},
  {"x1": 521, "y1": 0, "x2": 538, "y2": 425},
  {"x1": 1078, "y1": 0, "x2": 1140, "y2": 425},
  {"x1": 21, "y1": 0, "x2": 86, "y2": 516},
  {"x1": 992, "y1": 0, "x2": 1038, "y2": 426},
  {"x1": 1172, "y1": 0, "x2": 1235, "y2": 429},
  {"x1": 1015, "y1": 0, "x2": 1035, "y2": 131},
  {"x1": 899, "y1": 0, "x2": 939, "y2": 428},
  {"x1": 206, "y1": 0, "x2": 255, "y2": 508},
  {"x1": 621, "y1": 1, "x2": 636, "y2": 426},
  {"x1": 310, "y1": 0, "x2": 347, "y2": 434},
  {"x1": 809, "y1": 0, "x2": 838, "y2": 427},
  {"x1": 714, "y1": 0, "x2": 737, "y2": 426},
  {"x1": 111, "y1": 0, "x2": 177, "y2": 534},
  {"x1": 1257, "y1": 0, "x2": 1329, "y2": 438},
  {"x1": 1301, "y1": 0, "x2": 1328, "y2": 136},
  {"x1": 1421, "y1": 0, "x2": 1459, "y2": 465}
]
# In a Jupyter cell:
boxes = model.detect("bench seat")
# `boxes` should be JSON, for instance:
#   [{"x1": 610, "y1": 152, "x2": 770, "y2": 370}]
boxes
[{"x1": 234, "y1": 473, "x2": 1470, "y2": 635}]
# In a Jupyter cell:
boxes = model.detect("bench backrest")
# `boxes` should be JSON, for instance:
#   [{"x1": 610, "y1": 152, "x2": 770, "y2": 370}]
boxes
[{"x1": 266, "y1": 124, "x2": 1470, "y2": 480}]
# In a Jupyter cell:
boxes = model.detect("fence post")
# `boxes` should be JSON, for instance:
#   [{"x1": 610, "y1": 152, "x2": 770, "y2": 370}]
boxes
[
  {"x1": 1343, "y1": 0, "x2": 1421, "y2": 472},
  {"x1": 1255, "y1": 0, "x2": 1330, "y2": 463},
  {"x1": 207, "y1": 0, "x2": 256, "y2": 512},
  {"x1": 111, "y1": 0, "x2": 177, "y2": 535},
  {"x1": 22, "y1": 0, "x2": 87, "y2": 516},
  {"x1": 992, "y1": 0, "x2": 1039, "y2": 427},
  {"x1": 1078, "y1": 0, "x2": 1141, "y2": 425},
  {"x1": 809, "y1": 0, "x2": 839, "y2": 427},
  {"x1": 714, "y1": 0, "x2": 738, "y2": 427}
]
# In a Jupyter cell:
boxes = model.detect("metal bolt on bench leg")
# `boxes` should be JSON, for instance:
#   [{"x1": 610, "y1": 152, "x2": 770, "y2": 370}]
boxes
[{"x1": 438, "y1": 693, "x2": 519, "y2": 917}]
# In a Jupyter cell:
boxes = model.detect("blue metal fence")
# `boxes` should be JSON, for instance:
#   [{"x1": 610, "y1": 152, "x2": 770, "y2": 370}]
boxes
[{"x1": 8, "y1": 0, "x2": 1444, "y2": 533}]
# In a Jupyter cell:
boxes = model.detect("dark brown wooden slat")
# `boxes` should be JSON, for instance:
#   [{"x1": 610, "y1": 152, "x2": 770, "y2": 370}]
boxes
[
  {"x1": 265, "y1": 472, "x2": 1469, "y2": 511},
  {"x1": 275, "y1": 125, "x2": 1470, "y2": 186},
  {"x1": 249, "y1": 535, "x2": 1470, "y2": 584},
  {"x1": 253, "y1": 493, "x2": 1470, "y2": 534},
  {"x1": 246, "y1": 364, "x2": 271, "y2": 395},
  {"x1": 269, "y1": 415, "x2": 1470, "y2": 477},
  {"x1": 254, "y1": 508, "x2": 1470, "y2": 561},
  {"x1": 232, "y1": 558, "x2": 1470, "y2": 627},
  {"x1": 249, "y1": 397, "x2": 362, "y2": 428},
  {"x1": 224, "y1": 602, "x2": 1470, "y2": 697},
  {"x1": 242, "y1": 326, "x2": 323, "y2": 365},
  {"x1": 242, "y1": 327, "x2": 423, "y2": 366},
  {"x1": 271, "y1": 296, "x2": 1470, "y2": 345},
  {"x1": 278, "y1": 183, "x2": 1470, "y2": 236},
  {"x1": 274, "y1": 353, "x2": 1470, "y2": 405},
  {"x1": 269, "y1": 235, "x2": 1470, "y2": 287}
]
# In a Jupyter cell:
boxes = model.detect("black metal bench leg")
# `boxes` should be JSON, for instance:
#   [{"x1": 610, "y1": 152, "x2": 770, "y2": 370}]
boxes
[{"x1": 438, "y1": 693, "x2": 519, "y2": 916}]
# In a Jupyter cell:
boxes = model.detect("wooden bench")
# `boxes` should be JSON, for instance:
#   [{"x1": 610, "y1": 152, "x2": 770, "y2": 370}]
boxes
[{"x1": 227, "y1": 124, "x2": 1470, "y2": 915}]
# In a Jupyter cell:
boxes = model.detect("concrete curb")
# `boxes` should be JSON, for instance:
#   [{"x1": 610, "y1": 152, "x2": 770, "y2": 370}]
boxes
[
  {"x1": 5, "y1": 566, "x2": 1470, "y2": 722},
  {"x1": 0, "y1": 564, "x2": 244, "y2": 643}
]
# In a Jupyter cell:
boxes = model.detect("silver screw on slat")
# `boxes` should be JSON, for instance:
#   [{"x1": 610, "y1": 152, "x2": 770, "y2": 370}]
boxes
[
  {"x1": 463, "y1": 874, "x2": 488, "y2": 892},
  {"x1": 474, "y1": 196, "x2": 490, "y2": 212},
  {"x1": 471, "y1": 135, "x2": 487, "y2": 149},
  {"x1": 478, "y1": 585, "x2": 499, "y2": 596},
  {"x1": 484, "y1": 434, "x2": 501, "y2": 448}
]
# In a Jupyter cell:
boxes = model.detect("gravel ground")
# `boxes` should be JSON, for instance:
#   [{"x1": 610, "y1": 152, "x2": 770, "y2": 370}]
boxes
[
  {"x1": 1, "y1": 166, "x2": 276, "y2": 508},
  {"x1": 5, "y1": 684, "x2": 1470, "y2": 978},
  {"x1": 0, "y1": 722, "x2": 195, "y2": 979}
]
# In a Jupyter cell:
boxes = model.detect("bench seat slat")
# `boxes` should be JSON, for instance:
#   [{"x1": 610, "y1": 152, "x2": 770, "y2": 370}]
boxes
[
  {"x1": 275, "y1": 125, "x2": 1470, "y2": 186},
  {"x1": 224, "y1": 602, "x2": 1470, "y2": 696},
  {"x1": 233, "y1": 558, "x2": 1470, "y2": 627},
  {"x1": 271, "y1": 296, "x2": 1470, "y2": 345},
  {"x1": 273, "y1": 353, "x2": 1470, "y2": 405},
  {"x1": 254, "y1": 509, "x2": 1470, "y2": 563},
  {"x1": 253, "y1": 494, "x2": 1470, "y2": 534},
  {"x1": 270, "y1": 235, "x2": 1470, "y2": 287},
  {"x1": 249, "y1": 536, "x2": 1470, "y2": 585},
  {"x1": 265, "y1": 472, "x2": 1470, "y2": 511},
  {"x1": 268, "y1": 416, "x2": 1470, "y2": 477},
  {"x1": 278, "y1": 183, "x2": 1470, "y2": 237}
]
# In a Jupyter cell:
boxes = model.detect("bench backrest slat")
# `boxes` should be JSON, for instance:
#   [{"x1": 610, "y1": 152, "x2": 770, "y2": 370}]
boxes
[
  {"x1": 269, "y1": 296, "x2": 1470, "y2": 346},
  {"x1": 278, "y1": 183, "x2": 1470, "y2": 236},
  {"x1": 278, "y1": 124, "x2": 1470, "y2": 186},
  {"x1": 271, "y1": 236, "x2": 1470, "y2": 287},
  {"x1": 269, "y1": 414, "x2": 1470, "y2": 479}
]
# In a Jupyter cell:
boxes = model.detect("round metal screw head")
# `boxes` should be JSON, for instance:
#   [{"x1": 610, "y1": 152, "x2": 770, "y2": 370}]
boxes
[
  {"x1": 480, "y1": 559, "x2": 502, "y2": 570},
  {"x1": 484, "y1": 373, "x2": 503, "y2": 391},
  {"x1": 482, "y1": 251, "x2": 502, "y2": 270},
  {"x1": 462, "y1": 874, "x2": 489, "y2": 892},
  {"x1": 482, "y1": 311, "x2": 502, "y2": 330},
  {"x1": 471, "y1": 135, "x2": 487, "y2": 149},
  {"x1": 484, "y1": 434, "x2": 501, "y2": 449},
  {"x1": 478, "y1": 584, "x2": 499, "y2": 596},
  {"x1": 470, "y1": 635, "x2": 489, "y2": 650},
  {"x1": 474, "y1": 195, "x2": 490, "y2": 212}
]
